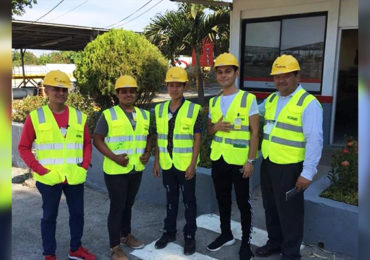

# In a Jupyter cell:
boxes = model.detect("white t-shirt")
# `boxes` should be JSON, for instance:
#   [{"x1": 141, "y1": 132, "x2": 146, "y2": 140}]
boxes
[{"x1": 208, "y1": 91, "x2": 259, "y2": 118}]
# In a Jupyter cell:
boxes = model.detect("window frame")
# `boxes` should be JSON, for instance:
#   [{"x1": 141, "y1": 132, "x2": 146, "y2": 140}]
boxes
[{"x1": 239, "y1": 12, "x2": 328, "y2": 94}]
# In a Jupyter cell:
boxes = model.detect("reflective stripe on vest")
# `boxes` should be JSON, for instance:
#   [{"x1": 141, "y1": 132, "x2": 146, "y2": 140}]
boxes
[
  {"x1": 35, "y1": 143, "x2": 83, "y2": 150},
  {"x1": 158, "y1": 134, "x2": 168, "y2": 140},
  {"x1": 38, "y1": 157, "x2": 83, "y2": 165},
  {"x1": 105, "y1": 136, "x2": 132, "y2": 143},
  {"x1": 263, "y1": 134, "x2": 306, "y2": 148}
]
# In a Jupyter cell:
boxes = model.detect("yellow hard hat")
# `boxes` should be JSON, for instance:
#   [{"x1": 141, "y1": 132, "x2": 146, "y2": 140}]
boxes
[
  {"x1": 165, "y1": 67, "x2": 188, "y2": 83},
  {"x1": 43, "y1": 70, "x2": 71, "y2": 88},
  {"x1": 214, "y1": 53, "x2": 239, "y2": 68},
  {"x1": 115, "y1": 75, "x2": 138, "y2": 90},
  {"x1": 270, "y1": 54, "x2": 300, "y2": 75}
]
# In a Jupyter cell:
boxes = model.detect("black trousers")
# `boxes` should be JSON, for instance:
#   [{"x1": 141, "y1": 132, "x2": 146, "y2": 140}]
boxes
[
  {"x1": 162, "y1": 166, "x2": 197, "y2": 238},
  {"x1": 260, "y1": 158, "x2": 304, "y2": 260},
  {"x1": 104, "y1": 172, "x2": 142, "y2": 248},
  {"x1": 211, "y1": 157, "x2": 252, "y2": 244}
]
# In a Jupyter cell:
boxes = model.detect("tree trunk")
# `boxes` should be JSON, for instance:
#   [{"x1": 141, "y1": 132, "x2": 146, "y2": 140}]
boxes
[{"x1": 195, "y1": 47, "x2": 205, "y2": 106}]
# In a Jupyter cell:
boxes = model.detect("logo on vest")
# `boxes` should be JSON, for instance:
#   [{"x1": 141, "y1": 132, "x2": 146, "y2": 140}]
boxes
[{"x1": 287, "y1": 116, "x2": 298, "y2": 121}]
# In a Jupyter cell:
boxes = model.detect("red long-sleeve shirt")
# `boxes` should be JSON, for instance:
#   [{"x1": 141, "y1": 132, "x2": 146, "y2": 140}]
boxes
[{"x1": 18, "y1": 106, "x2": 92, "y2": 181}]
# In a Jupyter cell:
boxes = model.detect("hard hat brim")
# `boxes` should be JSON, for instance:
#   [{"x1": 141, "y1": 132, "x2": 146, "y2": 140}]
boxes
[
  {"x1": 165, "y1": 80, "x2": 188, "y2": 83},
  {"x1": 44, "y1": 84, "x2": 70, "y2": 89},
  {"x1": 270, "y1": 69, "x2": 300, "y2": 76},
  {"x1": 115, "y1": 85, "x2": 139, "y2": 90}
]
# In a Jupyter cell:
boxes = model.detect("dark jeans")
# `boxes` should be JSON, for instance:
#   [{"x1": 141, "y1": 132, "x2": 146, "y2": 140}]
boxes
[
  {"x1": 36, "y1": 182, "x2": 84, "y2": 256},
  {"x1": 211, "y1": 157, "x2": 252, "y2": 243},
  {"x1": 260, "y1": 158, "x2": 304, "y2": 260},
  {"x1": 104, "y1": 172, "x2": 142, "y2": 248},
  {"x1": 162, "y1": 166, "x2": 197, "y2": 239},
  {"x1": 0, "y1": 209, "x2": 11, "y2": 260}
]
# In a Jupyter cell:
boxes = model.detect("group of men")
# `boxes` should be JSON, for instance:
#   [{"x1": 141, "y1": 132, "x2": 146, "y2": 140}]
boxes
[{"x1": 18, "y1": 52, "x2": 323, "y2": 260}]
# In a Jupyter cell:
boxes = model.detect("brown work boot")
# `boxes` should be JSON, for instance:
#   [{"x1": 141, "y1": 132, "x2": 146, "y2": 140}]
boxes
[
  {"x1": 111, "y1": 245, "x2": 128, "y2": 260},
  {"x1": 121, "y1": 233, "x2": 145, "y2": 249}
]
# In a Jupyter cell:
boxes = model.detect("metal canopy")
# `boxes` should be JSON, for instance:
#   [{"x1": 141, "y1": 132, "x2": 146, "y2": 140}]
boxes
[{"x1": 12, "y1": 20, "x2": 109, "y2": 51}]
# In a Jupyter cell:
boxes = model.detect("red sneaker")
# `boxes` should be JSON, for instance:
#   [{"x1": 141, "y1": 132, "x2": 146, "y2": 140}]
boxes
[
  {"x1": 45, "y1": 256, "x2": 56, "y2": 260},
  {"x1": 68, "y1": 246, "x2": 96, "y2": 260}
]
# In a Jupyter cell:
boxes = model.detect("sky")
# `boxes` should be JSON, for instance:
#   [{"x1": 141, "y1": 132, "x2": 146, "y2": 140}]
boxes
[
  {"x1": 13, "y1": 0, "x2": 180, "y2": 55},
  {"x1": 14, "y1": 0, "x2": 179, "y2": 31}
]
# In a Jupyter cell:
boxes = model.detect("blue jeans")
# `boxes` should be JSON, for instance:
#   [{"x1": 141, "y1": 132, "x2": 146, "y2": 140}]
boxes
[{"x1": 36, "y1": 182, "x2": 84, "y2": 256}]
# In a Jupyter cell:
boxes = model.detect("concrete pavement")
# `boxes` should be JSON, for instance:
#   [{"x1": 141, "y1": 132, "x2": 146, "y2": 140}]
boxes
[{"x1": 12, "y1": 167, "x2": 353, "y2": 260}]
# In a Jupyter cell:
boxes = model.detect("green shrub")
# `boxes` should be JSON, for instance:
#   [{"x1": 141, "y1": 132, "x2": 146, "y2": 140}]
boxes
[
  {"x1": 12, "y1": 96, "x2": 47, "y2": 123},
  {"x1": 74, "y1": 29, "x2": 167, "y2": 110},
  {"x1": 321, "y1": 137, "x2": 358, "y2": 205},
  {"x1": 12, "y1": 92, "x2": 101, "y2": 134},
  {"x1": 65, "y1": 92, "x2": 101, "y2": 134}
]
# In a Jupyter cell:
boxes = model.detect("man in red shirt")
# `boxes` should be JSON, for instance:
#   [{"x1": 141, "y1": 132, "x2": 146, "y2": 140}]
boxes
[{"x1": 18, "y1": 70, "x2": 96, "y2": 260}]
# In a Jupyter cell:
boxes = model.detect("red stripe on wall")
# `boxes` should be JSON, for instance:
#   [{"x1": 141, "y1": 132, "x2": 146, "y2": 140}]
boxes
[
  {"x1": 244, "y1": 77, "x2": 322, "y2": 83},
  {"x1": 251, "y1": 91, "x2": 333, "y2": 103}
]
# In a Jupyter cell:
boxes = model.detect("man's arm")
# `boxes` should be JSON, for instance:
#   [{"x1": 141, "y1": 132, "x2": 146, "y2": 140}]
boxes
[
  {"x1": 81, "y1": 123, "x2": 92, "y2": 170},
  {"x1": 18, "y1": 115, "x2": 49, "y2": 175},
  {"x1": 295, "y1": 100, "x2": 323, "y2": 190},
  {"x1": 92, "y1": 113, "x2": 128, "y2": 167},
  {"x1": 153, "y1": 139, "x2": 160, "y2": 177},
  {"x1": 185, "y1": 132, "x2": 201, "y2": 180},
  {"x1": 248, "y1": 114, "x2": 259, "y2": 161},
  {"x1": 258, "y1": 98, "x2": 267, "y2": 117},
  {"x1": 241, "y1": 98, "x2": 260, "y2": 178},
  {"x1": 140, "y1": 134, "x2": 152, "y2": 165}
]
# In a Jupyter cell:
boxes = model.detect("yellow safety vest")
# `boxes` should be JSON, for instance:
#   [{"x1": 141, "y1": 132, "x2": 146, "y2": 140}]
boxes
[
  {"x1": 261, "y1": 88, "x2": 320, "y2": 164},
  {"x1": 155, "y1": 100, "x2": 201, "y2": 171},
  {"x1": 209, "y1": 90, "x2": 256, "y2": 166},
  {"x1": 0, "y1": 97, "x2": 11, "y2": 208},
  {"x1": 30, "y1": 105, "x2": 87, "y2": 186},
  {"x1": 103, "y1": 105, "x2": 150, "y2": 174}
]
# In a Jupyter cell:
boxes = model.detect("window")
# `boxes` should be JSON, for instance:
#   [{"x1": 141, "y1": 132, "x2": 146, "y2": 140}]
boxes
[{"x1": 240, "y1": 13, "x2": 327, "y2": 93}]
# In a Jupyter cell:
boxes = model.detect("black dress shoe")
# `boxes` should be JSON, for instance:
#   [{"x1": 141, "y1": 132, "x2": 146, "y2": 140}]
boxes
[
  {"x1": 255, "y1": 244, "x2": 281, "y2": 257},
  {"x1": 155, "y1": 233, "x2": 176, "y2": 249},
  {"x1": 184, "y1": 238, "x2": 196, "y2": 255}
]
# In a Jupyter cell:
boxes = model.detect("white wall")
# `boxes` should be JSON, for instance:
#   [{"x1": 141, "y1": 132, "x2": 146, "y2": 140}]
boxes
[
  {"x1": 230, "y1": 0, "x2": 358, "y2": 96},
  {"x1": 339, "y1": 0, "x2": 358, "y2": 28}
]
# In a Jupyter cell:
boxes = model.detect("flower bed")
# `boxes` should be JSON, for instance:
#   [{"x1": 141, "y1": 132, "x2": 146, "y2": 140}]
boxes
[{"x1": 320, "y1": 138, "x2": 358, "y2": 205}]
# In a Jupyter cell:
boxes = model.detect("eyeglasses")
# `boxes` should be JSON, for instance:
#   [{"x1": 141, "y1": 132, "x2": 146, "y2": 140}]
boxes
[{"x1": 117, "y1": 88, "x2": 137, "y2": 94}]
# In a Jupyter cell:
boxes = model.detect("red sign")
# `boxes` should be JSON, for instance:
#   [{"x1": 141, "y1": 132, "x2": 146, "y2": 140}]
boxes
[{"x1": 192, "y1": 36, "x2": 214, "y2": 67}]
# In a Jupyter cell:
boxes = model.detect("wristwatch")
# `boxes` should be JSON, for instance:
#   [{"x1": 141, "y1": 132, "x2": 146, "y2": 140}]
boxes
[{"x1": 247, "y1": 158, "x2": 256, "y2": 165}]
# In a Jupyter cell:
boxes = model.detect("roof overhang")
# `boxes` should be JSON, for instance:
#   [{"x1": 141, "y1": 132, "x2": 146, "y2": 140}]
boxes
[
  {"x1": 169, "y1": 0, "x2": 232, "y2": 8},
  {"x1": 12, "y1": 20, "x2": 109, "y2": 51}
]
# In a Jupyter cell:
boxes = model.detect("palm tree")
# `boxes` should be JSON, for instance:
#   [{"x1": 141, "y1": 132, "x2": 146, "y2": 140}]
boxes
[
  {"x1": 144, "y1": 3, "x2": 230, "y2": 105},
  {"x1": 145, "y1": 10, "x2": 188, "y2": 64}
]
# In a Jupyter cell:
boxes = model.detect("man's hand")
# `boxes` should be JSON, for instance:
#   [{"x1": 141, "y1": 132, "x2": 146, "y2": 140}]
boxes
[
  {"x1": 113, "y1": 153, "x2": 129, "y2": 167},
  {"x1": 295, "y1": 176, "x2": 311, "y2": 191},
  {"x1": 241, "y1": 162, "x2": 254, "y2": 178},
  {"x1": 140, "y1": 151, "x2": 150, "y2": 165},
  {"x1": 153, "y1": 160, "x2": 161, "y2": 177},
  {"x1": 214, "y1": 116, "x2": 232, "y2": 133},
  {"x1": 185, "y1": 164, "x2": 196, "y2": 180}
]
